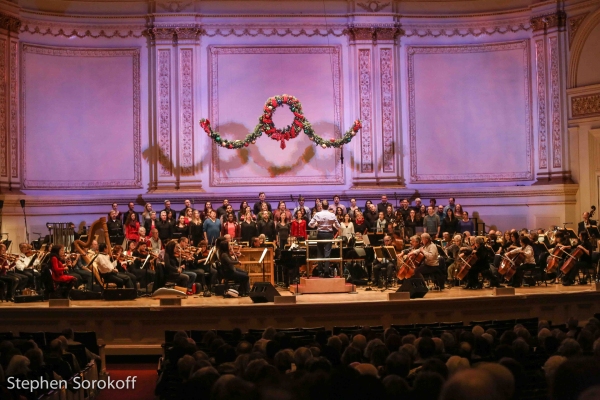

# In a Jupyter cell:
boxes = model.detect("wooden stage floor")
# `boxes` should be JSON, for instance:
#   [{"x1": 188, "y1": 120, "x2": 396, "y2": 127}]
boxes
[{"x1": 2, "y1": 283, "x2": 600, "y2": 355}]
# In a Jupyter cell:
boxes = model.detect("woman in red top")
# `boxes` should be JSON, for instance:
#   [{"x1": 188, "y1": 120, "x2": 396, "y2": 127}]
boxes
[
  {"x1": 48, "y1": 244, "x2": 78, "y2": 288},
  {"x1": 221, "y1": 213, "x2": 241, "y2": 238},
  {"x1": 125, "y1": 213, "x2": 140, "y2": 243},
  {"x1": 291, "y1": 210, "x2": 307, "y2": 240}
]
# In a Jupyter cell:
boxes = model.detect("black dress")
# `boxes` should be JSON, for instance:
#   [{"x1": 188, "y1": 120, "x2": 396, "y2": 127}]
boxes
[
  {"x1": 276, "y1": 223, "x2": 290, "y2": 248},
  {"x1": 240, "y1": 221, "x2": 258, "y2": 243},
  {"x1": 189, "y1": 221, "x2": 203, "y2": 246}
]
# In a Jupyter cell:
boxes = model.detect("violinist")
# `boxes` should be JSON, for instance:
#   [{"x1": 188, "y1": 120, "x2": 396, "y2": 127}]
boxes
[
  {"x1": 177, "y1": 237, "x2": 197, "y2": 294},
  {"x1": 191, "y1": 240, "x2": 217, "y2": 292},
  {"x1": 0, "y1": 243, "x2": 23, "y2": 301},
  {"x1": 47, "y1": 244, "x2": 79, "y2": 294},
  {"x1": 373, "y1": 236, "x2": 396, "y2": 288},
  {"x1": 461, "y1": 236, "x2": 502, "y2": 289},
  {"x1": 505, "y1": 235, "x2": 537, "y2": 288},
  {"x1": 562, "y1": 231, "x2": 592, "y2": 286},
  {"x1": 162, "y1": 241, "x2": 189, "y2": 288},
  {"x1": 111, "y1": 244, "x2": 138, "y2": 289},
  {"x1": 218, "y1": 240, "x2": 250, "y2": 296},
  {"x1": 131, "y1": 241, "x2": 156, "y2": 290},
  {"x1": 15, "y1": 242, "x2": 41, "y2": 290}
]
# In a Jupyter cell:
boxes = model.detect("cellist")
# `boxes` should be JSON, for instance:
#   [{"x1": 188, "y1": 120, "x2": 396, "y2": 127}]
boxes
[
  {"x1": 460, "y1": 236, "x2": 502, "y2": 289},
  {"x1": 504, "y1": 235, "x2": 537, "y2": 288},
  {"x1": 562, "y1": 231, "x2": 592, "y2": 286}
]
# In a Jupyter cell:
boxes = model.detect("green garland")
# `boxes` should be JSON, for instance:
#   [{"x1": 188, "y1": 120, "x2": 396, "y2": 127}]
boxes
[{"x1": 199, "y1": 94, "x2": 362, "y2": 150}]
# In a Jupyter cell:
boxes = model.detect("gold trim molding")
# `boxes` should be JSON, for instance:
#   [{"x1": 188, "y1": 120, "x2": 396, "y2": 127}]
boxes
[
  {"x1": 572, "y1": 94, "x2": 600, "y2": 118},
  {"x1": 0, "y1": 12, "x2": 21, "y2": 33},
  {"x1": 530, "y1": 11, "x2": 566, "y2": 32}
]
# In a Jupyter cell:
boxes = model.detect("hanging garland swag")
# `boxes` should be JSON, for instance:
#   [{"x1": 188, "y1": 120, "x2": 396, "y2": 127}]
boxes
[{"x1": 199, "y1": 94, "x2": 362, "y2": 150}]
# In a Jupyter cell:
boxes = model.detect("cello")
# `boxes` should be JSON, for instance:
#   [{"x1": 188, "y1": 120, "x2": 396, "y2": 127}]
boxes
[
  {"x1": 498, "y1": 251, "x2": 526, "y2": 280},
  {"x1": 546, "y1": 245, "x2": 568, "y2": 273},
  {"x1": 456, "y1": 252, "x2": 477, "y2": 280},
  {"x1": 396, "y1": 249, "x2": 424, "y2": 280}
]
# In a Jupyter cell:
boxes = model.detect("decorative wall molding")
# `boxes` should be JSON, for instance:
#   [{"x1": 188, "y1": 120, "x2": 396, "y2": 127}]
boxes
[
  {"x1": 535, "y1": 39, "x2": 548, "y2": 170},
  {"x1": 401, "y1": 17, "x2": 531, "y2": 38},
  {"x1": 380, "y1": 48, "x2": 395, "y2": 173},
  {"x1": 531, "y1": 11, "x2": 567, "y2": 32},
  {"x1": 348, "y1": 26, "x2": 401, "y2": 43},
  {"x1": 0, "y1": 38, "x2": 6, "y2": 178},
  {"x1": 568, "y1": 13, "x2": 588, "y2": 48},
  {"x1": 0, "y1": 12, "x2": 21, "y2": 33},
  {"x1": 549, "y1": 37, "x2": 562, "y2": 169},
  {"x1": 20, "y1": 45, "x2": 142, "y2": 189},
  {"x1": 157, "y1": 1, "x2": 192, "y2": 13},
  {"x1": 145, "y1": 26, "x2": 202, "y2": 42},
  {"x1": 407, "y1": 41, "x2": 533, "y2": 183},
  {"x1": 157, "y1": 49, "x2": 172, "y2": 177},
  {"x1": 356, "y1": 1, "x2": 391, "y2": 13},
  {"x1": 179, "y1": 48, "x2": 194, "y2": 176},
  {"x1": 208, "y1": 46, "x2": 343, "y2": 186},
  {"x1": 568, "y1": 7, "x2": 600, "y2": 88},
  {"x1": 20, "y1": 21, "x2": 146, "y2": 39},
  {"x1": 572, "y1": 94, "x2": 600, "y2": 117},
  {"x1": 202, "y1": 25, "x2": 348, "y2": 38},
  {"x1": 9, "y1": 40, "x2": 17, "y2": 179},
  {"x1": 358, "y1": 48, "x2": 373, "y2": 173}
]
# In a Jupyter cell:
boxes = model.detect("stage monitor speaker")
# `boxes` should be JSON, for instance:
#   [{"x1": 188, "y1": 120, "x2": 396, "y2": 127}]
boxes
[
  {"x1": 249, "y1": 282, "x2": 280, "y2": 303},
  {"x1": 102, "y1": 288, "x2": 137, "y2": 301},
  {"x1": 69, "y1": 290, "x2": 103, "y2": 301},
  {"x1": 397, "y1": 278, "x2": 428, "y2": 299}
]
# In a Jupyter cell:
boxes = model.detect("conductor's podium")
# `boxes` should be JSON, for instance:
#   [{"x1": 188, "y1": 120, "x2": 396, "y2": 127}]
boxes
[{"x1": 289, "y1": 277, "x2": 355, "y2": 294}]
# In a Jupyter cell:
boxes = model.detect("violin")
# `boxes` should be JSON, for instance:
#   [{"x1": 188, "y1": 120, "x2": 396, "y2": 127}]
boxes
[{"x1": 498, "y1": 251, "x2": 526, "y2": 280}]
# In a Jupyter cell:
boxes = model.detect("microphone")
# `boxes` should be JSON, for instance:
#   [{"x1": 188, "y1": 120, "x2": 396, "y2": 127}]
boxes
[{"x1": 19, "y1": 199, "x2": 25, "y2": 208}]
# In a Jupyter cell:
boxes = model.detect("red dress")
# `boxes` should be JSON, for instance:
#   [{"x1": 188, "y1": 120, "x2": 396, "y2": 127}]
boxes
[
  {"x1": 51, "y1": 257, "x2": 77, "y2": 284},
  {"x1": 125, "y1": 222, "x2": 140, "y2": 241}
]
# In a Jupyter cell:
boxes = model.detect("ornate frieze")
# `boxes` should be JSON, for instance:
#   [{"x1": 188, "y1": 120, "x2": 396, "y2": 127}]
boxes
[
  {"x1": 158, "y1": 49, "x2": 172, "y2": 177},
  {"x1": 9, "y1": 41, "x2": 17, "y2": 178},
  {"x1": 535, "y1": 39, "x2": 548, "y2": 170},
  {"x1": 348, "y1": 26, "x2": 401, "y2": 44},
  {"x1": 380, "y1": 49, "x2": 395, "y2": 173},
  {"x1": 0, "y1": 38, "x2": 5, "y2": 178},
  {"x1": 549, "y1": 37, "x2": 562, "y2": 169},
  {"x1": 356, "y1": 1, "x2": 391, "y2": 13},
  {"x1": 572, "y1": 94, "x2": 600, "y2": 118},
  {"x1": 180, "y1": 49, "x2": 194, "y2": 176},
  {"x1": 531, "y1": 11, "x2": 566, "y2": 32},
  {"x1": 145, "y1": 26, "x2": 203, "y2": 42},
  {"x1": 358, "y1": 49, "x2": 373, "y2": 173},
  {"x1": 0, "y1": 12, "x2": 21, "y2": 33},
  {"x1": 568, "y1": 13, "x2": 588, "y2": 48}
]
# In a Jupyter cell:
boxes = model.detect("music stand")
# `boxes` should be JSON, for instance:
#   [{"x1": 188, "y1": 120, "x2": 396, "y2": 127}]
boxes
[
  {"x1": 139, "y1": 254, "x2": 152, "y2": 297},
  {"x1": 84, "y1": 254, "x2": 99, "y2": 292}
]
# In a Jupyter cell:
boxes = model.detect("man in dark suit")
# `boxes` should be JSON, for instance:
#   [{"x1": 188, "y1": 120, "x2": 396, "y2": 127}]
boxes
[
  {"x1": 107, "y1": 210, "x2": 123, "y2": 236},
  {"x1": 122, "y1": 202, "x2": 139, "y2": 225},
  {"x1": 377, "y1": 194, "x2": 391, "y2": 214},
  {"x1": 578, "y1": 211, "x2": 597, "y2": 235},
  {"x1": 253, "y1": 192, "x2": 272, "y2": 215}
]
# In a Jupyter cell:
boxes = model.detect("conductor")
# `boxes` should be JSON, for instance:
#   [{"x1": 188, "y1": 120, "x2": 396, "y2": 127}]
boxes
[{"x1": 308, "y1": 200, "x2": 341, "y2": 277}]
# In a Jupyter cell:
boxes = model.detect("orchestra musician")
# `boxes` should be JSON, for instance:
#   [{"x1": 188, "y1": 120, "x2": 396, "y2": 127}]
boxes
[
  {"x1": 131, "y1": 241, "x2": 156, "y2": 290},
  {"x1": 445, "y1": 234, "x2": 463, "y2": 286},
  {"x1": 373, "y1": 236, "x2": 396, "y2": 288},
  {"x1": 461, "y1": 236, "x2": 502, "y2": 289},
  {"x1": 190, "y1": 240, "x2": 217, "y2": 292},
  {"x1": 47, "y1": 244, "x2": 79, "y2": 293},
  {"x1": 218, "y1": 239, "x2": 250, "y2": 296},
  {"x1": 162, "y1": 241, "x2": 190, "y2": 288},
  {"x1": 563, "y1": 231, "x2": 593, "y2": 286},
  {"x1": 0, "y1": 243, "x2": 23, "y2": 301},
  {"x1": 578, "y1": 212, "x2": 597, "y2": 235},
  {"x1": 15, "y1": 242, "x2": 41, "y2": 291},
  {"x1": 505, "y1": 235, "x2": 537, "y2": 288},
  {"x1": 111, "y1": 244, "x2": 138, "y2": 290},
  {"x1": 95, "y1": 243, "x2": 134, "y2": 289},
  {"x1": 177, "y1": 237, "x2": 197, "y2": 294},
  {"x1": 412, "y1": 233, "x2": 441, "y2": 283}
]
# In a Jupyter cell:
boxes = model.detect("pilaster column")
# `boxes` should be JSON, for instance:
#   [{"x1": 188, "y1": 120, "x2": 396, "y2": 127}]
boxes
[
  {"x1": 0, "y1": 12, "x2": 21, "y2": 192},
  {"x1": 531, "y1": 11, "x2": 570, "y2": 182},
  {"x1": 348, "y1": 25, "x2": 403, "y2": 187}
]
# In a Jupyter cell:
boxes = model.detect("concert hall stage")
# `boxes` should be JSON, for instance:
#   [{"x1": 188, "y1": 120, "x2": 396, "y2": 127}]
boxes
[{"x1": 2, "y1": 284, "x2": 600, "y2": 356}]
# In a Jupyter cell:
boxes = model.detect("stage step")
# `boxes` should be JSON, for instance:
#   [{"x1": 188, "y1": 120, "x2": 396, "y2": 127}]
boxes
[{"x1": 290, "y1": 277, "x2": 355, "y2": 294}]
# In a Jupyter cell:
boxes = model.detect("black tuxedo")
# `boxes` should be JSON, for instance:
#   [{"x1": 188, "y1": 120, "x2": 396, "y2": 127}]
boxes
[{"x1": 578, "y1": 219, "x2": 597, "y2": 235}]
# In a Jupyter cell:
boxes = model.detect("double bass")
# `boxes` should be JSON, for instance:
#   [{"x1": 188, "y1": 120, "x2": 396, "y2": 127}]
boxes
[{"x1": 498, "y1": 251, "x2": 526, "y2": 280}]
